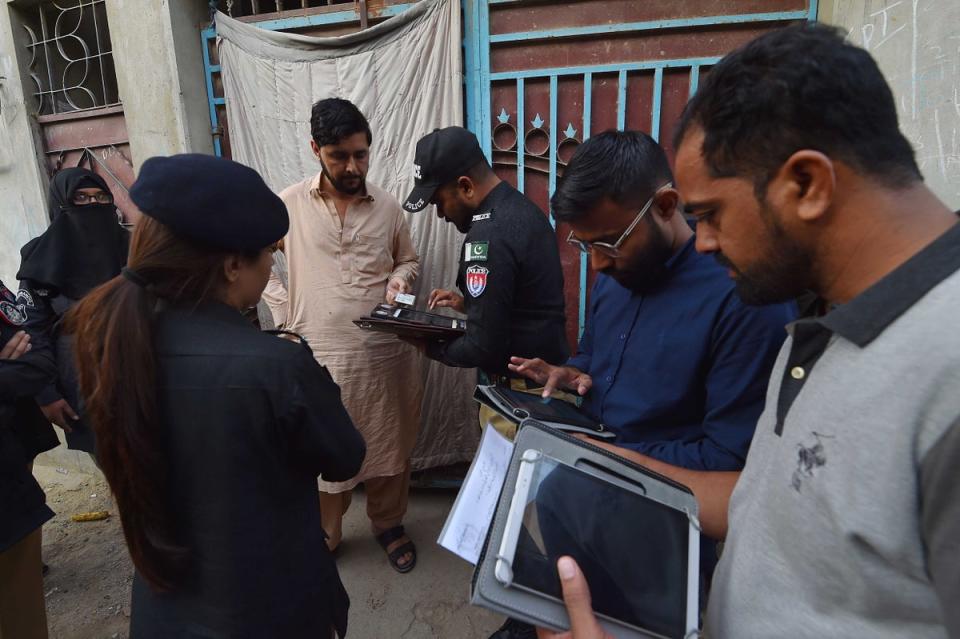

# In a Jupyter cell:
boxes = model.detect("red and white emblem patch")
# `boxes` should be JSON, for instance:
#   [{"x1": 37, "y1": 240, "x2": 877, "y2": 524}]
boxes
[
  {"x1": 466, "y1": 265, "x2": 489, "y2": 298},
  {"x1": 0, "y1": 300, "x2": 26, "y2": 326},
  {"x1": 0, "y1": 283, "x2": 26, "y2": 326}
]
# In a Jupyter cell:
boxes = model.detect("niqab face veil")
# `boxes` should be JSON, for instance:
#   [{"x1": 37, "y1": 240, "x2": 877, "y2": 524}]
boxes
[{"x1": 16, "y1": 167, "x2": 130, "y2": 300}]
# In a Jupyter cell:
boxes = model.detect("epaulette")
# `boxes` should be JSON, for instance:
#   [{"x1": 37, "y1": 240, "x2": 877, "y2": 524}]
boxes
[{"x1": 264, "y1": 329, "x2": 314, "y2": 355}]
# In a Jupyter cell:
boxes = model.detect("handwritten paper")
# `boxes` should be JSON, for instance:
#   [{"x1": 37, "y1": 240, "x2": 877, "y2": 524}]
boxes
[{"x1": 438, "y1": 424, "x2": 514, "y2": 565}]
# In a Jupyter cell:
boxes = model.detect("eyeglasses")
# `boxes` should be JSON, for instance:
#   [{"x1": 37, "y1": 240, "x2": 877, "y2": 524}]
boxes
[
  {"x1": 566, "y1": 183, "x2": 672, "y2": 258},
  {"x1": 71, "y1": 192, "x2": 114, "y2": 206}
]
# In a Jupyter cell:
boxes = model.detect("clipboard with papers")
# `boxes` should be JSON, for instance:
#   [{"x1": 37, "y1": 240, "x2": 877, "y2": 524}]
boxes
[{"x1": 353, "y1": 303, "x2": 466, "y2": 340}]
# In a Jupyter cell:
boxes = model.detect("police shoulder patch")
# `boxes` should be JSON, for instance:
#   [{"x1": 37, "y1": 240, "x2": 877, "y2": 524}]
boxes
[
  {"x1": 464, "y1": 241, "x2": 489, "y2": 262},
  {"x1": 472, "y1": 210, "x2": 493, "y2": 222},
  {"x1": 0, "y1": 300, "x2": 27, "y2": 326},
  {"x1": 16, "y1": 289, "x2": 35, "y2": 308},
  {"x1": 465, "y1": 265, "x2": 489, "y2": 298}
]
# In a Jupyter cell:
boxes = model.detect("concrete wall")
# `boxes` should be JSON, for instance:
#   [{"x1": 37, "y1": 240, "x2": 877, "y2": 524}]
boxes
[
  {"x1": 821, "y1": 0, "x2": 960, "y2": 210},
  {"x1": 0, "y1": 0, "x2": 215, "y2": 294},
  {"x1": 0, "y1": 1, "x2": 53, "y2": 287},
  {"x1": 106, "y1": 0, "x2": 214, "y2": 168}
]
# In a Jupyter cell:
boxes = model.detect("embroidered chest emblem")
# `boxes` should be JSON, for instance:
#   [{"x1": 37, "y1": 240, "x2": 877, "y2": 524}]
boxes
[
  {"x1": 465, "y1": 265, "x2": 489, "y2": 297},
  {"x1": 791, "y1": 431, "x2": 835, "y2": 492}
]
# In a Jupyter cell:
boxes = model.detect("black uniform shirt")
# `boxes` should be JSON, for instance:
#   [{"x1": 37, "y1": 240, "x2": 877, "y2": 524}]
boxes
[
  {"x1": 0, "y1": 280, "x2": 57, "y2": 552},
  {"x1": 16, "y1": 283, "x2": 95, "y2": 453},
  {"x1": 429, "y1": 182, "x2": 568, "y2": 376},
  {"x1": 129, "y1": 302, "x2": 365, "y2": 639}
]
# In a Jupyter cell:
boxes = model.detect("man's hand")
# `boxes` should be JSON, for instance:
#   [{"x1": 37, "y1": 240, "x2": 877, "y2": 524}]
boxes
[
  {"x1": 536, "y1": 557, "x2": 614, "y2": 639},
  {"x1": 385, "y1": 277, "x2": 411, "y2": 305},
  {"x1": 40, "y1": 398, "x2": 78, "y2": 433},
  {"x1": 508, "y1": 357, "x2": 592, "y2": 398},
  {"x1": 0, "y1": 330, "x2": 31, "y2": 360},
  {"x1": 428, "y1": 288, "x2": 464, "y2": 313}
]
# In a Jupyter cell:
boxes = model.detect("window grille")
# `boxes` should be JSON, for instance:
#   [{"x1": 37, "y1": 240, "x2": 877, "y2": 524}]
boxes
[{"x1": 21, "y1": 0, "x2": 120, "y2": 116}]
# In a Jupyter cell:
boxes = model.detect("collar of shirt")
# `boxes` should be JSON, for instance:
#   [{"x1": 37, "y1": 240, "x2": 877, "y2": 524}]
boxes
[
  {"x1": 775, "y1": 220, "x2": 960, "y2": 435},
  {"x1": 468, "y1": 181, "x2": 511, "y2": 227},
  {"x1": 663, "y1": 235, "x2": 697, "y2": 273},
  {"x1": 308, "y1": 172, "x2": 374, "y2": 203},
  {"x1": 815, "y1": 220, "x2": 960, "y2": 347},
  {"x1": 161, "y1": 300, "x2": 251, "y2": 327},
  {"x1": 616, "y1": 235, "x2": 698, "y2": 300}
]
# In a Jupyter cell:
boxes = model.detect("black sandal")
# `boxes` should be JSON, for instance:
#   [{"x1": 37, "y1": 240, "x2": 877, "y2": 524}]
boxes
[{"x1": 375, "y1": 525, "x2": 417, "y2": 574}]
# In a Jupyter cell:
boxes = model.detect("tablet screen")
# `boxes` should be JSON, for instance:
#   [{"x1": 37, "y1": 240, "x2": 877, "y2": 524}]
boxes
[
  {"x1": 512, "y1": 457, "x2": 689, "y2": 638},
  {"x1": 371, "y1": 305, "x2": 465, "y2": 330},
  {"x1": 493, "y1": 387, "x2": 598, "y2": 431}
]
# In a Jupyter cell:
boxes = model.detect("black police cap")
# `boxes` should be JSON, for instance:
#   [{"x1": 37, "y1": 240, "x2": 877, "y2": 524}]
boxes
[
  {"x1": 403, "y1": 127, "x2": 487, "y2": 212},
  {"x1": 130, "y1": 154, "x2": 288, "y2": 251}
]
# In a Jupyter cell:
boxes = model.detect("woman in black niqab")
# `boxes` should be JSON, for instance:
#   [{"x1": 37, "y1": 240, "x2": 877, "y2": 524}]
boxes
[
  {"x1": 17, "y1": 167, "x2": 129, "y2": 300},
  {"x1": 14, "y1": 167, "x2": 130, "y2": 456}
]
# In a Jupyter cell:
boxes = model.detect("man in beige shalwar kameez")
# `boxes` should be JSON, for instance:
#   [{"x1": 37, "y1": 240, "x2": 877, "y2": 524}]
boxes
[{"x1": 264, "y1": 98, "x2": 423, "y2": 573}]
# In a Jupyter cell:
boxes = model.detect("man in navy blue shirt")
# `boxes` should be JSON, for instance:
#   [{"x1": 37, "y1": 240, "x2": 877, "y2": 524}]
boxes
[
  {"x1": 511, "y1": 130, "x2": 795, "y2": 471},
  {"x1": 499, "y1": 131, "x2": 795, "y2": 639}
]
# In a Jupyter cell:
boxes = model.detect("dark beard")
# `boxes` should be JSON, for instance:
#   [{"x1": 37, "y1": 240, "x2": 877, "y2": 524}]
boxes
[
  {"x1": 716, "y1": 201, "x2": 813, "y2": 306},
  {"x1": 606, "y1": 220, "x2": 674, "y2": 294},
  {"x1": 319, "y1": 159, "x2": 365, "y2": 196}
]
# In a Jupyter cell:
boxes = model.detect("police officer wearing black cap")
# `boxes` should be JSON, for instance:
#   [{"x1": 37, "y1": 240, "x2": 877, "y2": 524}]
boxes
[
  {"x1": 404, "y1": 127, "x2": 568, "y2": 387},
  {"x1": 62, "y1": 154, "x2": 366, "y2": 639}
]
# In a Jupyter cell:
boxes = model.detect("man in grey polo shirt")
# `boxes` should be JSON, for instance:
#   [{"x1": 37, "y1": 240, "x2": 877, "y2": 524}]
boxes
[{"x1": 534, "y1": 24, "x2": 958, "y2": 639}]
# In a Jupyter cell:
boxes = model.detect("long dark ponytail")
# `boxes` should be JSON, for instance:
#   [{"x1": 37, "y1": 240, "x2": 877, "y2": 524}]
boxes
[{"x1": 64, "y1": 215, "x2": 239, "y2": 591}]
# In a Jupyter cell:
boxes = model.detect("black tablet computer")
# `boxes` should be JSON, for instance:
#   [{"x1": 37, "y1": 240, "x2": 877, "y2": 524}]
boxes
[{"x1": 354, "y1": 303, "x2": 466, "y2": 339}]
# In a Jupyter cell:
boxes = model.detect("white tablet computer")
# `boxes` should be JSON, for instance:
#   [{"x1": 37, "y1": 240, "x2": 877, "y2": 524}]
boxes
[{"x1": 472, "y1": 421, "x2": 700, "y2": 639}]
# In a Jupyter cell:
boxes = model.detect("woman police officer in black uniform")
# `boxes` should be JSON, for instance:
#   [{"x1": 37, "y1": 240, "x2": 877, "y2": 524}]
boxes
[{"x1": 64, "y1": 154, "x2": 366, "y2": 638}]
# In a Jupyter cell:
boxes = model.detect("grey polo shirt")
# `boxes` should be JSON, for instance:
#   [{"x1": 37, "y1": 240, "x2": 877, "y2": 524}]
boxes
[{"x1": 705, "y1": 222, "x2": 960, "y2": 638}]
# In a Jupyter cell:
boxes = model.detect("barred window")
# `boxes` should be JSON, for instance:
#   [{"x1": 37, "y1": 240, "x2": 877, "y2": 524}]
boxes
[{"x1": 21, "y1": 0, "x2": 120, "y2": 116}]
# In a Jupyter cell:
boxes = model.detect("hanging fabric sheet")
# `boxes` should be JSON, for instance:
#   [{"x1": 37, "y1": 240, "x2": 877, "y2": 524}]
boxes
[{"x1": 216, "y1": 0, "x2": 479, "y2": 470}]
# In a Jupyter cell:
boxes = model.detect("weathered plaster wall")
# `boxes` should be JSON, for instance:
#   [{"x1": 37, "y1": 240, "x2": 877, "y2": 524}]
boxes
[
  {"x1": 822, "y1": 0, "x2": 960, "y2": 209},
  {"x1": 0, "y1": 1, "x2": 52, "y2": 287}
]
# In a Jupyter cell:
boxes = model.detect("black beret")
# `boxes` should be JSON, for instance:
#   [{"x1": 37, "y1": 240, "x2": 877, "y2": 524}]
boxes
[{"x1": 130, "y1": 154, "x2": 288, "y2": 251}]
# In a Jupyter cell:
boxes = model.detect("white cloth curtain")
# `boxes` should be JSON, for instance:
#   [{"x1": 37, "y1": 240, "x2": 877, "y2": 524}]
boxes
[{"x1": 217, "y1": 0, "x2": 479, "y2": 470}]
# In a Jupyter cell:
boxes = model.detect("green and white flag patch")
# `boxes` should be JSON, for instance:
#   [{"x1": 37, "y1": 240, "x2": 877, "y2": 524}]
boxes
[{"x1": 465, "y1": 241, "x2": 489, "y2": 262}]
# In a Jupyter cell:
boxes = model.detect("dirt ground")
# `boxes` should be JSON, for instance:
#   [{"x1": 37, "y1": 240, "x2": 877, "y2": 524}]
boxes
[
  {"x1": 35, "y1": 465, "x2": 132, "y2": 639},
  {"x1": 33, "y1": 464, "x2": 499, "y2": 639}
]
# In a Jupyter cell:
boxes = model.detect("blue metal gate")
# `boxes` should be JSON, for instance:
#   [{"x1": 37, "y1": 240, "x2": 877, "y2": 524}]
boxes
[{"x1": 461, "y1": 0, "x2": 817, "y2": 346}]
